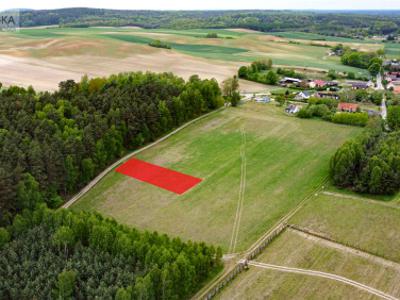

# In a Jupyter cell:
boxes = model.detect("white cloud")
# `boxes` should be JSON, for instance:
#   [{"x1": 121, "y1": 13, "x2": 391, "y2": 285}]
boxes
[{"x1": 1, "y1": 0, "x2": 400, "y2": 11}]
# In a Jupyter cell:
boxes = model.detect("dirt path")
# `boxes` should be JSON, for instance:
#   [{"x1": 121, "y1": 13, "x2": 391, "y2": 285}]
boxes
[
  {"x1": 193, "y1": 178, "x2": 328, "y2": 299},
  {"x1": 228, "y1": 127, "x2": 247, "y2": 253},
  {"x1": 322, "y1": 191, "x2": 400, "y2": 210},
  {"x1": 62, "y1": 107, "x2": 224, "y2": 209},
  {"x1": 288, "y1": 227, "x2": 400, "y2": 271},
  {"x1": 244, "y1": 176, "x2": 328, "y2": 256},
  {"x1": 248, "y1": 261, "x2": 399, "y2": 300}
]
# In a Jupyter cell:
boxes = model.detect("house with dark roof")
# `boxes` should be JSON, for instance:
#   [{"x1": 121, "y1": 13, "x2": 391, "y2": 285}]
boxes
[
  {"x1": 351, "y1": 82, "x2": 370, "y2": 90},
  {"x1": 314, "y1": 91, "x2": 340, "y2": 100},
  {"x1": 279, "y1": 77, "x2": 302, "y2": 87}
]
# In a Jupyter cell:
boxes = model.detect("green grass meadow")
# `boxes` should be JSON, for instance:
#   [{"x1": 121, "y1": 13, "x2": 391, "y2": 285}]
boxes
[
  {"x1": 72, "y1": 103, "x2": 361, "y2": 252},
  {"x1": 217, "y1": 229, "x2": 400, "y2": 299},
  {"x1": 290, "y1": 192, "x2": 400, "y2": 262}
]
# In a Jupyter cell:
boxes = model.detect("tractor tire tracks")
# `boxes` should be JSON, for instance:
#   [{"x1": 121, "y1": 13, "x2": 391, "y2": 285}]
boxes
[
  {"x1": 248, "y1": 261, "x2": 399, "y2": 300},
  {"x1": 229, "y1": 127, "x2": 247, "y2": 253}
]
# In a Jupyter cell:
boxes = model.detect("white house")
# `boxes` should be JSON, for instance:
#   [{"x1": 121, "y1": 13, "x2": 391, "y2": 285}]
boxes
[
  {"x1": 285, "y1": 104, "x2": 301, "y2": 114},
  {"x1": 294, "y1": 91, "x2": 311, "y2": 101}
]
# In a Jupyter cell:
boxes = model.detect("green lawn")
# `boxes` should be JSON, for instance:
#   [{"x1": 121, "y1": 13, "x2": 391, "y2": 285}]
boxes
[
  {"x1": 217, "y1": 229, "x2": 400, "y2": 299},
  {"x1": 290, "y1": 192, "x2": 400, "y2": 262},
  {"x1": 72, "y1": 103, "x2": 361, "y2": 252}
]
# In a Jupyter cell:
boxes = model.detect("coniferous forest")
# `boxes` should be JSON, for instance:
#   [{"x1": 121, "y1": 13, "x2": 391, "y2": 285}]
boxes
[
  {"x1": 0, "y1": 72, "x2": 223, "y2": 224},
  {"x1": 20, "y1": 9, "x2": 400, "y2": 37},
  {"x1": 0, "y1": 71, "x2": 224, "y2": 299},
  {"x1": 0, "y1": 206, "x2": 222, "y2": 299}
]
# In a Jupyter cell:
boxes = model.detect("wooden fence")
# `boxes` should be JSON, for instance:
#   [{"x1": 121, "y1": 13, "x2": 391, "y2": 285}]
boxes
[{"x1": 195, "y1": 223, "x2": 288, "y2": 300}]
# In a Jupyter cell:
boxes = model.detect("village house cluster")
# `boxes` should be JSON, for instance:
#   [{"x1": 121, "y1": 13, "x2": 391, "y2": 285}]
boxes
[{"x1": 276, "y1": 76, "x2": 380, "y2": 116}]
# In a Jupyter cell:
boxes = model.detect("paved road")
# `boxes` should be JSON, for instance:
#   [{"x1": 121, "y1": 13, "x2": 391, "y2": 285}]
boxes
[
  {"x1": 376, "y1": 73, "x2": 387, "y2": 120},
  {"x1": 249, "y1": 261, "x2": 399, "y2": 300},
  {"x1": 376, "y1": 73, "x2": 384, "y2": 90}
]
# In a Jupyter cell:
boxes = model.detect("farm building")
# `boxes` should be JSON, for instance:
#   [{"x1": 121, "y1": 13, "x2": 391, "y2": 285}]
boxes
[
  {"x1": 338, "y1": 102, "x2": 359, "y2": 113},
  {"x1": 351, "y1": 82, "x2": 372, "y2": 90},
  {"x1": 279, "y1": 77, "x2": 302, "y2": 87},
  {"x1": 314, "y1": 91, "x2": 340, "y2": 100}
]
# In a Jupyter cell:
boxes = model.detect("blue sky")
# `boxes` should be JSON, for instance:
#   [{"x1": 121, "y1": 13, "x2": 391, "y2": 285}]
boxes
[{"x1": 1, "y1": 0, "x2": 400, "y2": 11}]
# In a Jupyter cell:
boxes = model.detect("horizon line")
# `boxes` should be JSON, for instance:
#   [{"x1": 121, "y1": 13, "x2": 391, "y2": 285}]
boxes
[{"x1": 6, "y1": 7, "x2": 400, "y2": 12}]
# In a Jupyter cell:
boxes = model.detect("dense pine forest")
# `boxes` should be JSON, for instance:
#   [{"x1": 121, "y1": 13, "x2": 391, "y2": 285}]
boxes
[
  {"x1": 0, "y1": 205, "x2": 222, "y2": 299},
  {"x1": 0, "y1": 72, "x2": 223, "y2": 224},
  {"x1": 20, "y1": 9, "x2": 400, "y2": 37}
]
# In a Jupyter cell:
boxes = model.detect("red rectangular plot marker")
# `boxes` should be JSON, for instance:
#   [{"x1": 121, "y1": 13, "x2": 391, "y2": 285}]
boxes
[{"x1": 115, "y1": 158, "x2": 202, "y2": 194}]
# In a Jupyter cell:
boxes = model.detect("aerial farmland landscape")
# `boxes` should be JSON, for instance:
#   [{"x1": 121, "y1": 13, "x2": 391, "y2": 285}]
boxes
[{"x1": 1, "y1": 1, "x2": 400, "y2": 300}]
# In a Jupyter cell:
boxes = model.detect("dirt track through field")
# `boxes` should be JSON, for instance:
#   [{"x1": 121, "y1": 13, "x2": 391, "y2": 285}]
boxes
[
  {"x1": 249, "y1": 261, "x2": 399, "y2": 300},
  {"x1": 228, "y1": 126, "x2": 247, "y2": 253},
  {"x1": 288, "y1": 227, "x2": 400, "y2": 271}
]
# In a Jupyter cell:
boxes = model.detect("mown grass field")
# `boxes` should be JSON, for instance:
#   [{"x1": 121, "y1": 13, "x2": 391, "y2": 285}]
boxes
[
  {"x1": 217, "y1": 229, "x2": 400, "y2": 299},
  {"x1": 72, "y1": 103, "x2": 361, "y2": 252},
  {"x1": 289, "y1": 191, "x2": 400, "y2": 262},
  {"x1": 2, "y1": 26, "x2": 376, "y2": 74}
]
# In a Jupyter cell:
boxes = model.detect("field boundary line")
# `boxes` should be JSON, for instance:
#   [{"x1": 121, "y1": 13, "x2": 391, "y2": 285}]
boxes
[
  {"x1": 62, "y1": 107, "x2": 225, "y2": 209},
  {"x1": 288, "y1": 224, "x2": 400, "y2": 271},
  {"x1": 248, "y1": 261, "x2": 399, "y2": 300},
  {"x1": 244, "y1": 176, "x2": 328, "y2": 256},
  {"x1": 322, "y1": 191, "x2": 400, "y2": 210},
  {"x1": 193, "y1": 177, "x2": 328, "y2": 299},
  {"x1": 228, "y1": 126, "x2": 247, "y2": 253}
]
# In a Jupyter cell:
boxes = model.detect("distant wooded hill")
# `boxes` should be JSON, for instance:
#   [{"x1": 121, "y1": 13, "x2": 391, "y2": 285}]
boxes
[{"x1": 20, "y1": 8, "x2": 400, "y2": 37}]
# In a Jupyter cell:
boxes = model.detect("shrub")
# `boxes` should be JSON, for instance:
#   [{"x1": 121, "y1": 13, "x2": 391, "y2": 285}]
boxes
[
  {"x1": 388, "y1": 105, "x2": 400, "y2": 130},
  {"x1": 297, "y1": 108, "x2": 312, "y2": 118},
  {"x1": 148, "y1": 40, "x2": 171, "y2": 49},
  {"x1": 331, "y1": 112, "x2": 369, "y2": 127}
]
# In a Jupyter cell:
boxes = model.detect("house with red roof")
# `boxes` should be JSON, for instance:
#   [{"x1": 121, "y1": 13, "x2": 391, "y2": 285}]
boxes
[
  {"x1": 394, "y1": 86, "x2": 400, "y2": 94},
  {"x1": 309, "y1": 79, "x2": 326, "y2": 89},
  {"x1": 338, "y1": 102, "x2": 359, "y2": 113}
]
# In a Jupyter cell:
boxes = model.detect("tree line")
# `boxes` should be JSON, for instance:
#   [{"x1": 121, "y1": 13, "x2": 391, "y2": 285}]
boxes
[
  {"x1": 339, "y1": 46, "x2": 383, "y2": 75},
  {"x1": 0, "y1": 72, "x2": 223, "y2": 224},
  {"x1": 0, "y1": 205, "x2": 222, "y2": 299},
  {"x1": 20, "y1": 9, "x2": 400, "y2": 37},
  {"x1": 330, "y1": 118, "x2": 400, "y2": 195}
]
